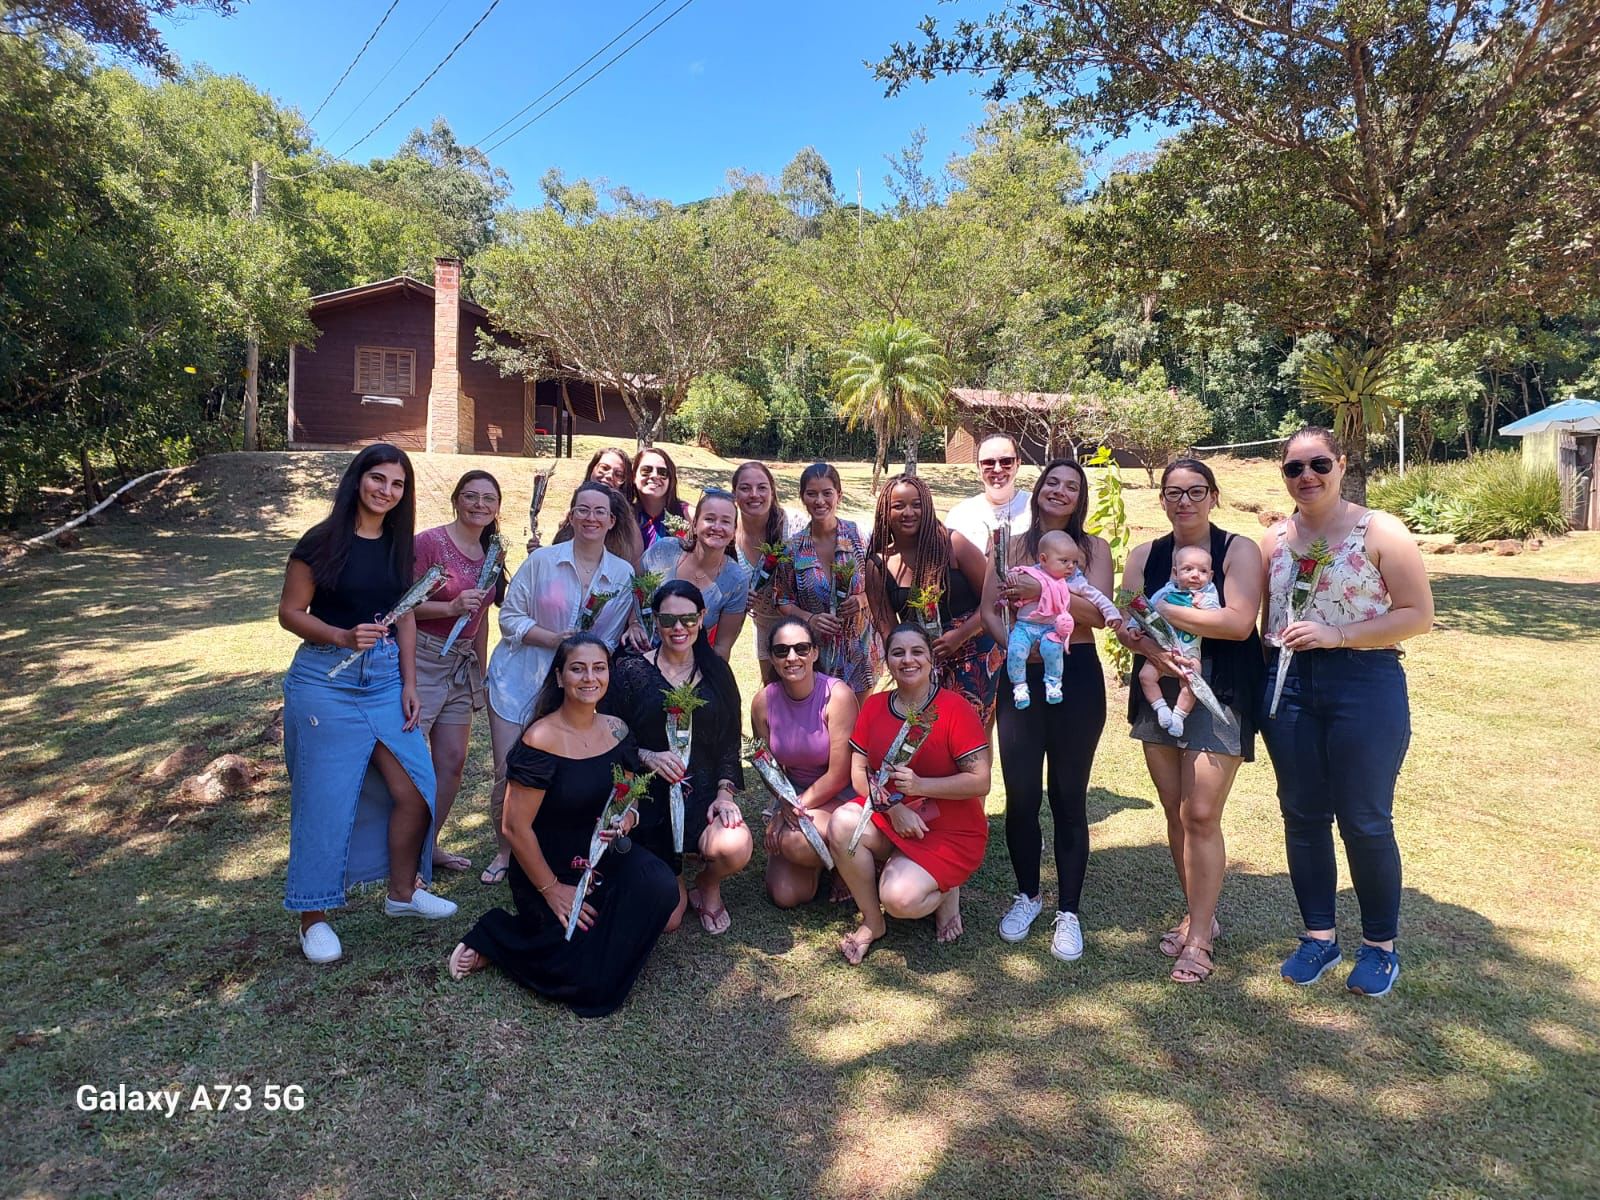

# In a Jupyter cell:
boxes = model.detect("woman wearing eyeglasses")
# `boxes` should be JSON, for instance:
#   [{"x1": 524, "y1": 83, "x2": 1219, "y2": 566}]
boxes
[
  {"x1": 1117, "y1": 458, "x2": 1264, "y2": 985},
  {"x1": 602, "y1": 580, "x2": 750, "y2": 935},
  {"x1": 639, "y1": 489, "x2": 750, "y2": 659},
  {"x1": 751, "y1": 617, "x2": 861, "y2": 908},
  {"x1": 630, "y1": 447, "x2": 692, "y2": 553},
  {"x1": 1259, "y1": 427, "x2": 1432, "y2": 997}
]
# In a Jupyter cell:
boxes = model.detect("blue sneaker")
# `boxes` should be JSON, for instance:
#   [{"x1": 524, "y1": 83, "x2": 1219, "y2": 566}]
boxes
[
  {"x1": 1280, "y1": 935, "x2": 1342, "y2": 985},
  {"x1": 1346, "y1": 944, "x2": 1400, "y2": 997}
]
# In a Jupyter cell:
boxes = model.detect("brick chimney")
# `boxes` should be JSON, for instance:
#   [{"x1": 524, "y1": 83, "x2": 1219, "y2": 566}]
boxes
[{"x1": 426, "y1": 257, "x2": 473, "y2": 453}]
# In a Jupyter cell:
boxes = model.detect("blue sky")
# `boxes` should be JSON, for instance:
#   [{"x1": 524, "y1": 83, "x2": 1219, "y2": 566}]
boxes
[{"x1": 156, "y1": 0, "x2": 1160, "y2": 208}]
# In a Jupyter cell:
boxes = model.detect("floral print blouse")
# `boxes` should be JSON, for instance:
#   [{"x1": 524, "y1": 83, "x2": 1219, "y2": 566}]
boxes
[
  {"x1": 775, "y1": 517, "x2": 877, "y2": 694},
  {"x1": 1265, "y1": 511, "x2": 1394, "y2": 648}
]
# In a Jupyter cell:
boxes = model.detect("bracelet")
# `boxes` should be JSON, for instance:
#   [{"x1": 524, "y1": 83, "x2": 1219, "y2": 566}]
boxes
[
  {"x1": 537, "y1": 880, "x2": 557, "y2": 895},
  {"x1": 1337, "y1": 626, "x2": 1348, "y2": 647}
]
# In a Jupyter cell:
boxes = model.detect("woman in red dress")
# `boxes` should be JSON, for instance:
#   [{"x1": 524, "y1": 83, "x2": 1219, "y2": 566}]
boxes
[{"x1": 828, "y1": 623, "x2": 993, "y2": 964}]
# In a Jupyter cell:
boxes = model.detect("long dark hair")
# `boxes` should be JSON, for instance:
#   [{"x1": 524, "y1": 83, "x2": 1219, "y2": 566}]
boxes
[
  {"x1": 301, "y1": 443, "x2": 416, "y2": 592},
  {"x1": 732, "y1": 460, "x2": 785, "y2": 546},
  {"x1": 864, "y1": 473, "x2": 952, "y2": 640},
  {"x1": 530, "y1": 632, "x2": 612, "y2": 723},
  {"x1": 630, "y1": 446, "x2": 686, "y2": 519},
  {"x1": 1023, "y1": 457, "x2": 1092, "y2": 569},
  {"x1": 652, "y1": 578, "x2": 740, "y2": 716},
  {"x1": 450, "y1": 469, "x2": 508, "y2": 603},
  {"x1": 586, "y1": 446, "x2": 633, "y2": 485}
]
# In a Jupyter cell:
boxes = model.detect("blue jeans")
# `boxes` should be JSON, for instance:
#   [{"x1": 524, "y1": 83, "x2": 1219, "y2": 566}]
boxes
[
  {"x1": 1006, "y1": 620, "x2": 1063, "y2": 689},
  {"x1": 1259, "y1": 649, "x2": 1410, "y2": 943},
  {"x1": 282, "y1": 641, "x2": 437, "y2": 911}
]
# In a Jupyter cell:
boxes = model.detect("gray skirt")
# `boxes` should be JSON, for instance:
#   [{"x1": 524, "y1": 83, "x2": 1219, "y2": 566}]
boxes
[{"x1": 1129, "y1": 656, "x2": 1246, "y2": 759}]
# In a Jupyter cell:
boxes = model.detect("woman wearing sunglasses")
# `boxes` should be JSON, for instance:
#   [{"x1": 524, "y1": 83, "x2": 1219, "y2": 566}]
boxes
[
  {"x1": 638, "y1": 489, "x2": 750, "y2": 659},
  {"x1": 1117, "y1": 458, "x2": 1264, "y2": 985},
  {"x1": 751, "y1": 617, "x2": 861, "y2": 908},
  {"x1": 630, "y1": 447, "x2": 692, "y2": 552},
  {"x1": 602, "y1": 581, "x2": 750, "y2": 935},
  {"x1": 1259, "y1": 427, "x2": 1433, "y2": 998}
]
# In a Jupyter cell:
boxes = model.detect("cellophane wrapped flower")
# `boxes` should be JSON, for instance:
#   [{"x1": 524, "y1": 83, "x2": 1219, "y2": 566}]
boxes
[
  {"x1": 1268, "y1": 538, "x2": 1334, "y2": 718},
  {"x1": 907, "y1": 582, "x2": 943, "y2": 639},
  {"x1": 578, "y1": 587, "x2": 619, "y2": 631},
  {"x1": 753, "y1": 541, "x2": 790, "y2": 593},
  {"x1": 662, "y1": 680, "x2": 707, "y2": 853},
  {"x1": 632, "y1": 568, "x2": 664, "y2": 638},
  {"x1": 664, "y1": 512, "x2": 692, "y2": 546}
]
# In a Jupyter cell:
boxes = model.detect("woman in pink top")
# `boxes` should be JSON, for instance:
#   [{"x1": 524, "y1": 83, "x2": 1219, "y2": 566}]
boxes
[
  {"x1": 411, "y1": 470, "x2": 507, "y2": 872},
  {"x1": 750, "y1": 617, "x2": 860, "y2": 908}
]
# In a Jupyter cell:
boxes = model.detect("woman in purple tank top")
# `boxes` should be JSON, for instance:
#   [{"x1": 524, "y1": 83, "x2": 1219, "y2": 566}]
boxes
[{"x1": 750, "y1": 617, "x2": 861, "y2": 908}]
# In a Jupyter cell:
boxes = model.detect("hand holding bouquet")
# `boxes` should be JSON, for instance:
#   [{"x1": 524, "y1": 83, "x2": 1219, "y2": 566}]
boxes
[
  {"x1": 992, "y1": 522, "x2": 1013, "y2": 634},
  {"x1": 1268, "y1": 539, "x2": 1333, "y2": 718},
  {"x1": 752, "y1": 541, "x2": 790, "y2": 594},
  {"x1": 438, "y1": 535, "x2": 504, "y2": 657},
  {"x1": 907, "y1": 582, "x2": 944, "y2": 640},
  {"x1": 578, "y1": 587, "x2": 620, "y2": 632},
  {"x1": 748, "y1": 739, "x2": 832, "y2": 869},
  {"x1": 327, "y1": 565, "x2": 446, "y2": 679},
  {"x1": 663, "y1": 680, "x2": 707, "y2": 853},
  {"x1": 848, "y1": 705, "x2": 936, "y2": 855},
  {"x1": 564, "y1": 765, "x2": 651, "y2": 940},
  {"x1": 1117, "y1": 588, "x2": 1234, "y2": 728}
]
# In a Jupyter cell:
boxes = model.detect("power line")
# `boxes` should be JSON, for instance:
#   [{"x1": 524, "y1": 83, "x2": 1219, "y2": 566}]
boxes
[
  {"x1": 481, "y1": 0, "x2": 698, "y2": 155},
  {"x1": 319, "y1": 0, "x2": 455, "y2": 148},
  {"x1": 308, "y1": 0, "x2": 404, "y2": 124},
  {"x1": 339, "y1": 0, "x2": 506, "y2": 159},
  {"x1": 470, "y1": 0, "x2": 672, "y2": 150}
]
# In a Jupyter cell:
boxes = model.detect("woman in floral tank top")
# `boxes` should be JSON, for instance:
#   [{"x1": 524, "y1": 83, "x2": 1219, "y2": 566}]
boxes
[{"x1": 1258, "y1": 426, "x2": 1434, "y2": 999}]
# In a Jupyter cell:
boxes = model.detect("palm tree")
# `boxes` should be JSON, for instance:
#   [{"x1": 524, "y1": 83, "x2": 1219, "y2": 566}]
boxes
[
  {"x1": 1299, "y1": 343, "x2": 1405, "y2": 502},
  {"x1": 832, "y1": 319, "x2": 954, "y2": 490}
]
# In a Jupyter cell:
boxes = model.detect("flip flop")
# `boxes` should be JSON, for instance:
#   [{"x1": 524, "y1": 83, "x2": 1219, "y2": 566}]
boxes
[
  {"x1": 448, "y1": 943, "x2": 486, "y2": 981},
  {"x1": 687, "y1": 887, "x2": 731, "y2": 936},
  {"x1": 434, "y1": 851, "x2": 472, "y2": 872},
  {"x1": 480, "y1": 862, "x2": 509, "y2": 885}
]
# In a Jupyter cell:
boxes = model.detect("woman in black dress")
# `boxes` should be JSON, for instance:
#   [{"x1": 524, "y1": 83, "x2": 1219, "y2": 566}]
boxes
[
  {"x1": 603, "y1": 580, "x2": 749, "y2": 936},
  {"x1": 447, "y1": 634, "x2": 677, "y2": 1018}
]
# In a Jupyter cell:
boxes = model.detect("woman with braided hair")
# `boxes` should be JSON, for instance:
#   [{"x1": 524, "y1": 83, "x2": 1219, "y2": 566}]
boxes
[{"x1": 863, "y1": 474, "x2": 998, "y2": 727}]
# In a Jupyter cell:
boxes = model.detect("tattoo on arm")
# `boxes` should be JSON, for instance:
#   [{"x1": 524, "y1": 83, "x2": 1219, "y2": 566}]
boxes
[{"x1": 955, "y1": 749, "x2": 984, "y2": 771}]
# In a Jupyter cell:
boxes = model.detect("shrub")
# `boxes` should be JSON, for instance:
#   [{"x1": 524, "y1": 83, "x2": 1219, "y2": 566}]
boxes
[
  {"x1": 669, "y1": 373, "x2": 768, "y2": 456},
  {"x1": 1372, "y1": 452, "x2": 1567, "y2": 540},
  {"x1": 1443, "y1": 452, "x2": 1567, "y2": 541}
]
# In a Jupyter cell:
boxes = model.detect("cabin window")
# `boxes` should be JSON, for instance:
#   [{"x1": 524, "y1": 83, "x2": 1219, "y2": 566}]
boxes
[{"x1": 354, "y1": 347, "x2": 415, "y2": 398}]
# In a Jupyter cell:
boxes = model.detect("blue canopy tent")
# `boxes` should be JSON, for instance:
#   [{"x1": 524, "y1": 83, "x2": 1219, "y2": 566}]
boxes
[{"x1": 1500, "y1": 398, "x2": 1600, "y2": 530}]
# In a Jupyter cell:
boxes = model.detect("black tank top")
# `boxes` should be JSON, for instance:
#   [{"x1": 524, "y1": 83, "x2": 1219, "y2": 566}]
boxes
[
  {"x1": 1127, "y1": 525, "x2": 1264, "y2": 744},
  {"x1": 881, "y1": 553, "x2": 982, "y2": 625}
]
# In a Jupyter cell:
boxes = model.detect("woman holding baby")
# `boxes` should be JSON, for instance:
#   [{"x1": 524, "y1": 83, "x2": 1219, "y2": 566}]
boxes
[
  {"x1": 1119, "y1": 458, "x2": 1264, "y2": 985},
  {"x1": 980, "y1": 458, "x2": 1117, "y2": 966}
]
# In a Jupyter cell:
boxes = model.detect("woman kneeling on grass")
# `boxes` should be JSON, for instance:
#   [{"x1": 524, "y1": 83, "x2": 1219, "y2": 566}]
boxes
[
  {"x1": 1260, "y1": 426, "x2": 1433, "y2": 998},
  {"x1": 751, "y1": 617, "x2": 860, "y2": 908},
  {"x1": 829, "y1": 623, "x2": 992, "y2": 964},
  {"x1": 276, "y1": 443, "x2": 456, "y2": 966},
  {"x1": 602, "y1": 581, "x2": 751, "y2": 935},
  {"x1": 448, "y1": 635, "x2": 678, "y2": 1017}
]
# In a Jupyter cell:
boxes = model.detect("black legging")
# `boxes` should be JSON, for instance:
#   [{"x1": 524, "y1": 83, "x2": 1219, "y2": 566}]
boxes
[{"x1": 997, "y1": 643, "x2": 1106, "y2": 909}]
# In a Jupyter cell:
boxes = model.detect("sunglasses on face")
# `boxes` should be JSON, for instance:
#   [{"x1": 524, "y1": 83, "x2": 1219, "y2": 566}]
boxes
[
  {"x1": 1282, "y1": 457, "x2": 1336, "y2": 479},
  {"x1": 979, "y1": 456, "x2": 1017, "y2": 470},
  {"x1": 656, "y1": 612, "x2": 701, "y2": 630},
  {"x1": 1161, "y1": 485, "x2": 1212, "y2": 504},
  {"x1": 770, "y1": 641, "x2": 814, "y2": 659},
  {"x1": 637, "y1": 465, "x2": 670, "y2": 478}
]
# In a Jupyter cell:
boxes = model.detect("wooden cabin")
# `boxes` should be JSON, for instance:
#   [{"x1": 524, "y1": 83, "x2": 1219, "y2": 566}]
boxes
[{"x1": 287, "y1": 257, "x2": 638, "y2": 456}]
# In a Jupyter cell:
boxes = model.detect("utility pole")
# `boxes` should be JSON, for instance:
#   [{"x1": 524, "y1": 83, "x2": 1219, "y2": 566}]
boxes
[
  {"x1": 243, "y1": 160, "x2": 264, "y2": 452},
  {"x1": 856, "y1": 168, "x2": 864, "y2": 247}
]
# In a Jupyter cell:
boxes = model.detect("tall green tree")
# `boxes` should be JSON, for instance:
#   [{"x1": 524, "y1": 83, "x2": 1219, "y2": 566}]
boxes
[
  {"x1": 832, "y1": 319, "x2": 953, "y2": 486},
  {"x1": 882, "y1": 1, "x2": 1600, "y2": 496}
]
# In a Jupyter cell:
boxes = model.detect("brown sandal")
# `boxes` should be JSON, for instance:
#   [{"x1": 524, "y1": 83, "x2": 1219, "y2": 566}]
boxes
[
  {"x1": 1160, "y1": 916, "x2": 1221, "y2": 958},
  {"x1": 1170, "y1": 943, "x2": 1214, "y2": 985}
]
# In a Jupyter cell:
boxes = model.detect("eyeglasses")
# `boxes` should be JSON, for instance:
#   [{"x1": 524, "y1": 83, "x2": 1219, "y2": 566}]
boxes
[
  {"x1": 655, "y1": 612, "x2": 702, "y2": 630},
  {"x1": 458, "y1": 492, "x2": 500, "y2": 505},
  {"x1": 571, "y1": 506, "x2": 610, "y2": 520},
  {"x1": 637, "y1": 465, "x2": 669, "y2": 478},
  {"x1": 979, "y1": 456, "x2": 1017, "y2": 470},
  {"x1": 1282, "y1": 457, "x2": 1336, "y2": 479},
  {"x1": 770, "y1": 642, "x2": 814, "y2": 658},
  {"x1": 1161, "y1": 485, "x2": 1212, "y2": 504}
]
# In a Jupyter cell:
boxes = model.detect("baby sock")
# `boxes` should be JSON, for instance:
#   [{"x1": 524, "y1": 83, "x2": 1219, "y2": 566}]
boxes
[
  {"x1": 1167, "y1": 708, "x2": 1186, "y2": 738},
  {"x1": 1151, "y1": 699, "x2": 1175, "y2": 732},
  {"x1": 1012, "y1": 681, "x2": 1031, "y2": 710}
]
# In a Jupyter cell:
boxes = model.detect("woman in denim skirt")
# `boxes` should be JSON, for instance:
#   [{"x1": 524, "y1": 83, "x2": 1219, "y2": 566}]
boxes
[
  {"x1": 1260, "y1": 426, "x2": 1434, "y2": 997},
  {"x1": 277, "y1": 444, "x2": 456, "y2": 965}
]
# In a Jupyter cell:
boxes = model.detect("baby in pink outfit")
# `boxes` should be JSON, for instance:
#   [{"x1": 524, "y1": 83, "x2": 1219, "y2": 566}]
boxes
[{"x1": 1005, "y1": 531, "x2": 1121, "y2": 709}]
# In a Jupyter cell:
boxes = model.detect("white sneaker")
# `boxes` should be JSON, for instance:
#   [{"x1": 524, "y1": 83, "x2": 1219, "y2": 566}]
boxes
[
  {"x1": 299, "y1": 920, "x2": 342, "y2": 964},
  {"x1": 385, "y1": 888, "x2": 458, "y2": 920},
  {"x1": 998, "y1": 893, "x2": 1043, "y2": 942},
  {"x1": 1050, "y1": 911, "x2": 1084, "y2": 962}
]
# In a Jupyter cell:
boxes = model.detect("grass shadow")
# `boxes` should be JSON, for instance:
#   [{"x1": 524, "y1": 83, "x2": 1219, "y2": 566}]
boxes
[{"x1": 1429, "y1": 574, "x2": 1600, "y2": 641}]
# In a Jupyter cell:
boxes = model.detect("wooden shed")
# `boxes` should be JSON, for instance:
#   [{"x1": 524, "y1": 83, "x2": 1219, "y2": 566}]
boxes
[
  {"x1": 1500, "y1": 398, "x2": 1600, "y2": 530},
  {"x1": 288, "y1": 258, "x2": 639, "y2": 456},
  {"x1": 944, "y1": 388, "x2": 1067, "y2": 465}
]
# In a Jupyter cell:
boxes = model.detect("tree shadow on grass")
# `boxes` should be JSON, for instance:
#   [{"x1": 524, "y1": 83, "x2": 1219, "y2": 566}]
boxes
[{"x1": 1429, "y1": 574, "x2": 1600, "y2": 641}]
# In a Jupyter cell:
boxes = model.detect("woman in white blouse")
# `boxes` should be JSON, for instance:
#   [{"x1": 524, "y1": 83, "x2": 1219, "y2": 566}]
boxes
[{"x1": 481, "y1": 482, "x2": 635, "y2": 884}]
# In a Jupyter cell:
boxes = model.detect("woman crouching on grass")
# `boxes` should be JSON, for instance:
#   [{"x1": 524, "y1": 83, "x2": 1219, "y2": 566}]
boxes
[
  {"x1": 602, "y1": 581, "x2": 751, "y2": 935},
  {"x1": 1260, "y1": 426, "x2": 1433, "y2": 998},
  {"x1": 751, "y1": 617, "x2": 860, "y2": 908},
  {"x1": 829, "y1": 623, "x2": 992, "y2": 964},
  {"x1": 276, "y1": 443, "x2": 456, "y2": 966},
  {"x1": 447, "y1": 635, "x2": 678, "y2": 1017},
  {"x1": 410, "y1": 469, "x2": 507, "y2": 874}
]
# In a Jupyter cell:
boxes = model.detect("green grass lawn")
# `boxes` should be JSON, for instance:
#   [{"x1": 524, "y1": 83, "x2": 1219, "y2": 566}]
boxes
[{"x1": 2, "y1": 446, "x2": 1597, "y2": 1199}]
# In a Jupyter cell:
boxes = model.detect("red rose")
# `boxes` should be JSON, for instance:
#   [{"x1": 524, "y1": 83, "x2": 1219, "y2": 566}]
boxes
[
  {"x1": 667, "y1": 705, "x2": 684, "y2": 717},
  {"x1": 1131, "y1": 596, "x2": 1151, "y2": 613},
  {"x1": 906, "y1": 725, "x2": 929, "y2": 745},
  {"x1": 1298, "y1": 557, "x2": 1318, "y2": 573}
]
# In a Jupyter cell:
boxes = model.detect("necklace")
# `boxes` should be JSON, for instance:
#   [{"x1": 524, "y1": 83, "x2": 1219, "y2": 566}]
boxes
[
  {"x1": 653, "y1": 649, "x2": 698, "y2": 689},
  {"x1": 888, "y1": 680, "x2": 937, "y2": 719}
]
